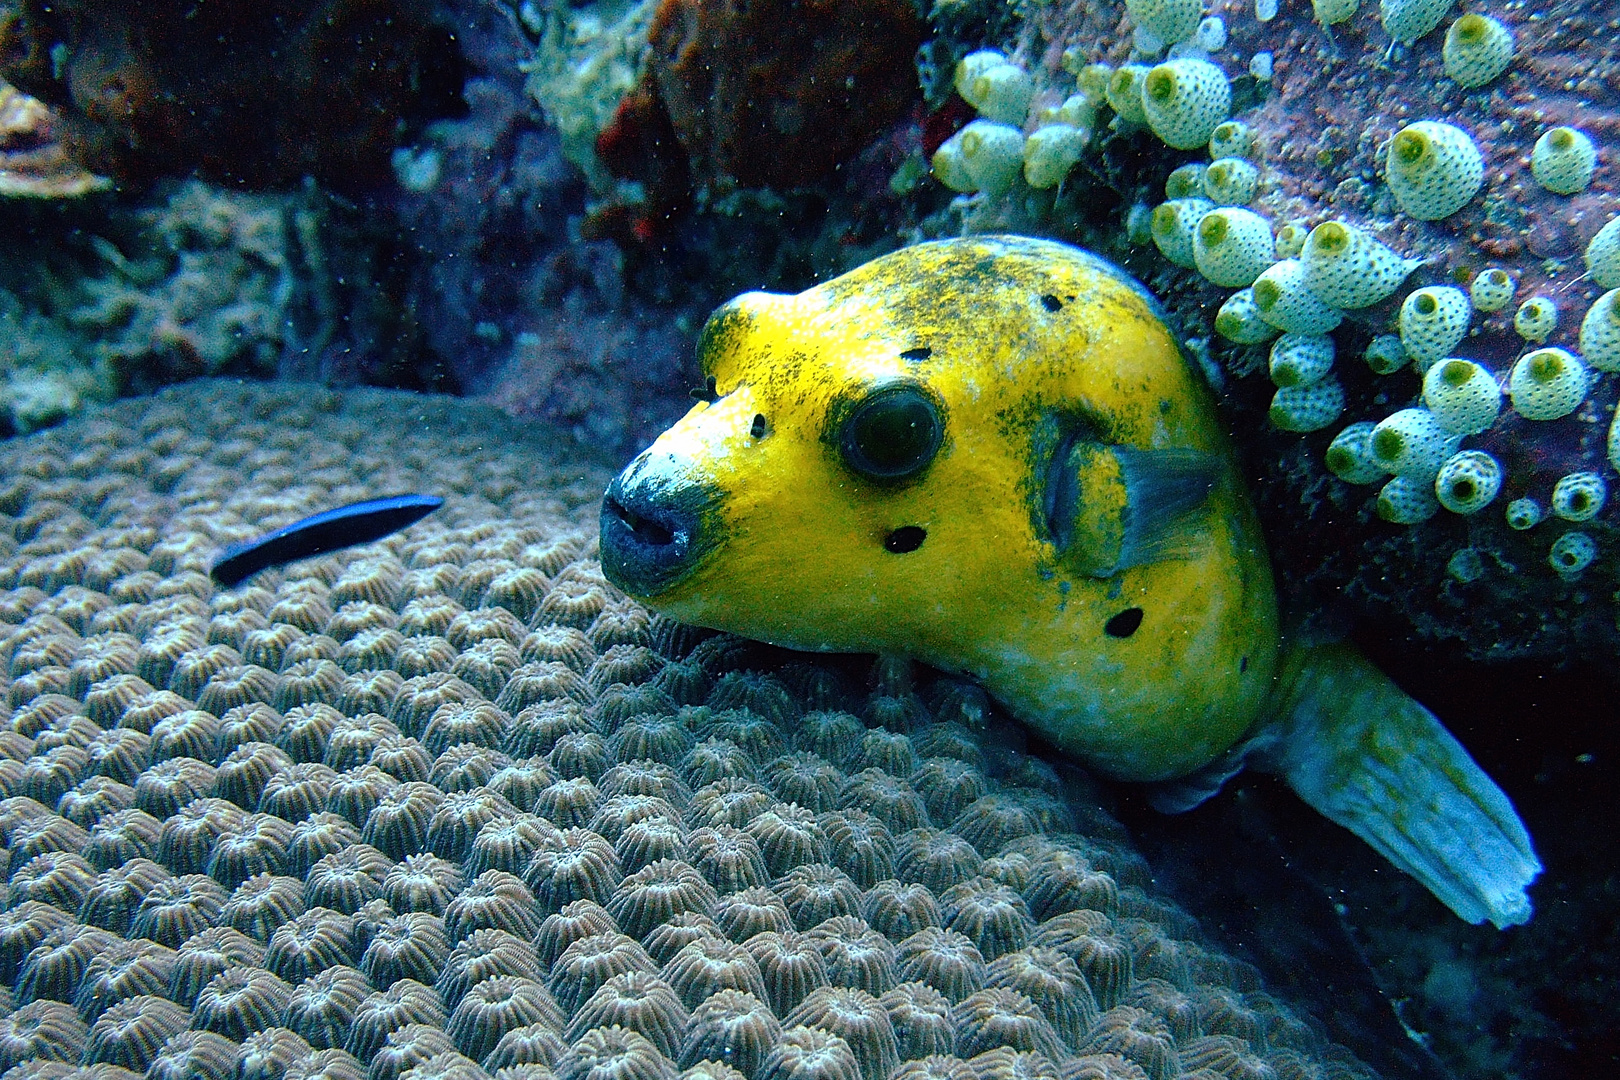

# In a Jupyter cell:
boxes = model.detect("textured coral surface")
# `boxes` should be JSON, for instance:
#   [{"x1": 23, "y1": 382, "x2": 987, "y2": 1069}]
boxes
[{"x1": 0, "y1": 380, "x2": 1377, "y2": 1080}]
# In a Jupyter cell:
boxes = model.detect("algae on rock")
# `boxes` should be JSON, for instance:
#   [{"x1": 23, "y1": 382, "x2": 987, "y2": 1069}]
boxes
[
  {"x1": 0, "y1": 179, "x2": 352, "y2": 434},
  {"x1": 523, "y1": 0, "x2": 657, "y2": 197},
  {"x1": 0, "y1": 292, "x2": 115, "y2": 434},
  {"x1": 70, "y1": 181, "x2": 305, "y2": 389}
]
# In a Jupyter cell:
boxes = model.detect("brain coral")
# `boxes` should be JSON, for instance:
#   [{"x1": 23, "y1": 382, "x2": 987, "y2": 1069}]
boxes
[{"x1": 0, "y1": 380, "x2": 1376, "y2": 1080}]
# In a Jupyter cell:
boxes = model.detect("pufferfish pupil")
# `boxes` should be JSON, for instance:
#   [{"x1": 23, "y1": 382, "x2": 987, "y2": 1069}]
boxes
[
  {"x1": 838, "y1": 384, "x2": 943, "y2": 482},
  {"x1": 601, "y1": 235, "x2": 1542, "y2": 931},
  {"x1": 882, "y1": 525, "x2": 927, "y2": 554}
]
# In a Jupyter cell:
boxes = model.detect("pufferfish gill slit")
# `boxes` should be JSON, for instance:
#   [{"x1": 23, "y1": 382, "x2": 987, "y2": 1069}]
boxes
[{"x1": 600, "y1": 235, "x2": 1541, "y2": 930}]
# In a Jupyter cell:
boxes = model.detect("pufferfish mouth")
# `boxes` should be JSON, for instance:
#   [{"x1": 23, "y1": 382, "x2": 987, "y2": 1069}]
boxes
[{"x1": 599, "y1": 469, "x2": 719, "y2": 598}]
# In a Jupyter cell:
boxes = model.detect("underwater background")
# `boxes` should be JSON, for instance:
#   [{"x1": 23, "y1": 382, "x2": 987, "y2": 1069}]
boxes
[{"x1": 0, "y1": 0, "x2": 1613, "y2": 1078}]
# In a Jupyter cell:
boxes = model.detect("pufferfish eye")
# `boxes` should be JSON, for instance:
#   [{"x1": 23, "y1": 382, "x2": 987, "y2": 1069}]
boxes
[{"x1": 839, "y1": 385, "x2": 943, "y2": 482}]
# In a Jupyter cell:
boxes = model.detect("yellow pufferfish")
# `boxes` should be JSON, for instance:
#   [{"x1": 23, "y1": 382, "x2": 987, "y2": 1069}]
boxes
[{"x1": 600, "y1": 235, "x2": 1540, "y2": 928}]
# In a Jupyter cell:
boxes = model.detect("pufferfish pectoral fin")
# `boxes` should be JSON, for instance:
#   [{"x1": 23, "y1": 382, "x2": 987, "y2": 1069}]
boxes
[
  {"x1": 1246, "y1": 642, "x2": 1540, "y2": 929},
  {"x1": 1045, "y1": 440, "x2": 1220, "y2": 577}
]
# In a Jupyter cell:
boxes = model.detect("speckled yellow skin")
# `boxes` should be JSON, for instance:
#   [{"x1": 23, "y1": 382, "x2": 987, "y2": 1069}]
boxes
[{"x1": 630, "y1": 236, "x2": 1279, "y2": 781}]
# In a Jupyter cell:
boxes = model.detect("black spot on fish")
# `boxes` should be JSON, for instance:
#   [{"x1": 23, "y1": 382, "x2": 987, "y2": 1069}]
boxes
[
  {"x1": 691, "y1": 376, "x2": 720, "y2": 403},
  {"x1": 1041, "y1": 294, "x2": 1063, "y2": 312},
  {"x1": 900, "y1": 347, "x2": 932, "y2": 361},
  {"x1": 883, "y1": 526, "x2": 927, "y2": 554},
  {"x1": 1105, "y1": 607, "x2": 1144, "y2": 638},
  {"x1": 1240, "y1": 655, "x2": 1249, "y2": 673},
  {"x1": 751, "y1": 414, "x2": 767, "y2": 439}
]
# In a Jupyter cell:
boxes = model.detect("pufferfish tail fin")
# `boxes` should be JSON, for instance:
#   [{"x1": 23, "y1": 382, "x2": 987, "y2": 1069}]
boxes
[
  {"x1": 1259, "y1": 641, "x2": 1540, "y2": 928},
  {"x1": 1150, "y1": 639, "x2": 1540, "y2": 927}
]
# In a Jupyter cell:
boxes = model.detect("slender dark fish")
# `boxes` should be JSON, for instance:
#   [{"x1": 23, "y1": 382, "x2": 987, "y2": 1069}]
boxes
[{"x1": 211, "y1": 494, "x2": 444, "y2": 588}]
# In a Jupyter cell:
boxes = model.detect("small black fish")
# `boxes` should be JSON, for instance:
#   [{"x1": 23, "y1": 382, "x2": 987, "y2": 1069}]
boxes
[{"x1": 210, "y1": 494, "x2": 443, "y2": 588}]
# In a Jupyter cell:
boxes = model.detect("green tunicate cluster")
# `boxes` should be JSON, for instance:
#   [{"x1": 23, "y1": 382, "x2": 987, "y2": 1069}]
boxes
[
  {"x1": 931, "y1": 51, "x2": 1102, "y2": 198},
  {"x1": 1530, "y1": 127, "x2": 1597, "y2": 195},
  {"x1": 1049, "y1": 0, "x2": 1597, "y2": 550},
  {"x1": 1385, "y1": 121, "x2": 1483, "y2": 221},
  {"x1": 1141, "y1": 59, "x2": 1231, "y2": 151},
  {"x1": 1469, "y1": 268, "x2": 1515, "y2": 313},
  {"x1": 1580, "y1": 291, "x2": 1620, "y2": 373},
  {"x1": 1398, "y1": 287, "x2": 1471, "y2": 372},
  {"x1": 1513, "y1": 297, "x2": 1558, "y2": 343},
  {"x1": 1442, "y1": 14, "x2": 1514, "y2": 87},
  {"x1": 1267, "y1": 335, "x2": 1343, "y2": 432}
]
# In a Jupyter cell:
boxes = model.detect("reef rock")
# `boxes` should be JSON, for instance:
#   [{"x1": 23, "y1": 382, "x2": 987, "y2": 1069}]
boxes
[
  {"x1": 0, "y1": 79, "x2": 110, "y2": 198},
  {"x1": 0, "y1": 0, "x2": 462, "y2": 191},
  {"x1": 594, "y1": 0, "x2": 924, "y2": 225}
]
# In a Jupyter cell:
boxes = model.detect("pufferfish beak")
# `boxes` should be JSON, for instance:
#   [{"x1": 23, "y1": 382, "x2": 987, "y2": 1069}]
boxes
[{"x1": 599, "y1": 446, "x2": 721, "y2": 599}]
